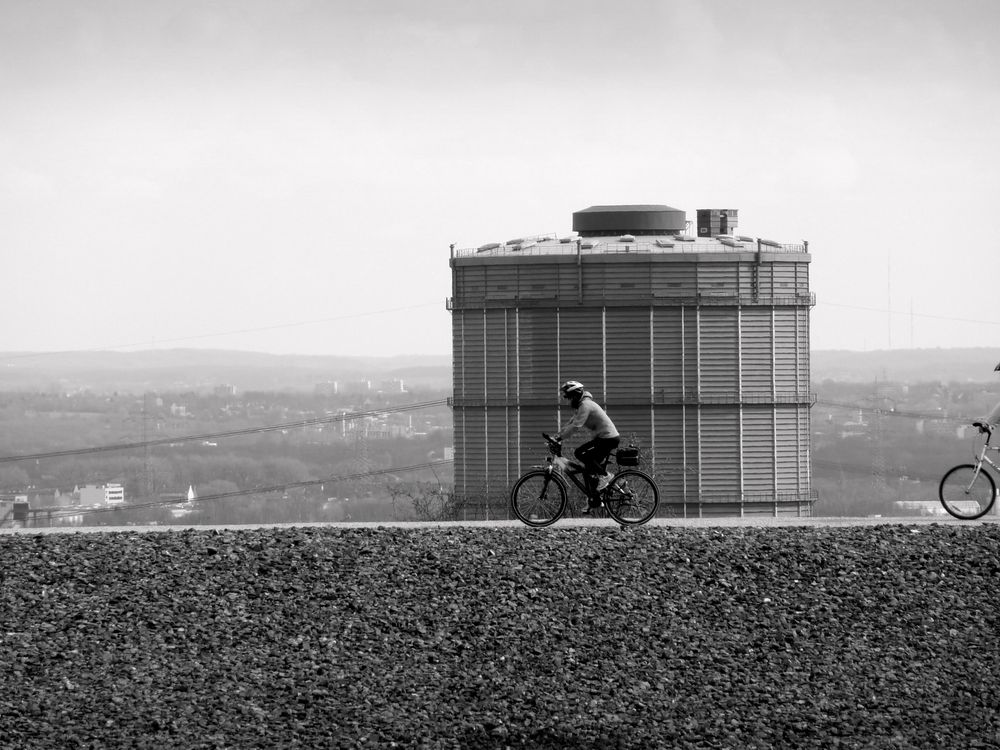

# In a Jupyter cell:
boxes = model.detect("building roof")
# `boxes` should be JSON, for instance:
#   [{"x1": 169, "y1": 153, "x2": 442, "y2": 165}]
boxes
[
  {"x1": 574, "y1": 204, "x2": 684, "y2": 213},
  {"x1": 456, "y1": 233, "x2": 806, "y2": 259}
]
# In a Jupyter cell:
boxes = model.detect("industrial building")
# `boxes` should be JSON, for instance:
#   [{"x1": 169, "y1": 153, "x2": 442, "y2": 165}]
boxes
[{"x1": 448, "y1": 204, "x2": 815, "y2": 518}]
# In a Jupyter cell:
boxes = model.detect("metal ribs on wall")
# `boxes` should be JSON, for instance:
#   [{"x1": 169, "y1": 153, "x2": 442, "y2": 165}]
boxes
[{"x1": 450, "y1": 250, "x2": 815, "y2": 518}]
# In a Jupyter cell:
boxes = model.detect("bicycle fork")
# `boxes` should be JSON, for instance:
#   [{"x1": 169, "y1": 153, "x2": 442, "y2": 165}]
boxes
[{"x1": 965, "y1": 448, "x2": 990, "y2": 493}]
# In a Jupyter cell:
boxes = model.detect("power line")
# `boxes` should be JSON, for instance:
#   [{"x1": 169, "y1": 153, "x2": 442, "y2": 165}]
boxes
[
  {"x1": 817, "y1": 300, "x2": 1000, "y2": 327},
  {"x1": 814, "y1": 399, "x2": 973, "y2": 424},
  {"x1": 20, "y1": 459, "x2": 454, "y2": 521},
  {"x1": 811, "y1": 458, "x2": 939, "y2": 484},
  {"x1": 0, "y1": 399, "x2": 450, "y2": 464}
]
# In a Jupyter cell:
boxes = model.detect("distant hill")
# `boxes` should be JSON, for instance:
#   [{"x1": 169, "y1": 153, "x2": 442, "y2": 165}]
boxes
[
  {"x1": 0, "y1": 350, "x2": 452, "y2": 393},
  {"x1": 1, "y1": 346, "x2": 996, "y2": 393},
  {"x1": 811, "y1": 347, "x2": 999, "y2": 383}
]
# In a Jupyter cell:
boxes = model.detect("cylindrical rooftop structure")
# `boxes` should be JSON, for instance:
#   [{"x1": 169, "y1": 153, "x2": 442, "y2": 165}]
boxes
[
  {"x1": 573, "y1": 204, "x2": 687, "y2": 237},
  {"x1": 449, "y1": 203, "x2": 816, "y2": 519}
]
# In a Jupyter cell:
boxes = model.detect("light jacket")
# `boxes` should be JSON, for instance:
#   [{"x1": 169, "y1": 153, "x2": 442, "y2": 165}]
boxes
[{"x1": 557, "y1": 392, "x2": 620, "y2": 441}]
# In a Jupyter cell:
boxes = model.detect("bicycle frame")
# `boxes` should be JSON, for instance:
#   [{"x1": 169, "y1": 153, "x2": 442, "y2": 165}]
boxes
[
  {"x1": 539, "y1": 433, "x2": 615, "y2": 503},
  {"x1": 967, "y1": 438, "x2": 1000, "y2": 487},
  {"x1": 546, "y1": 454, "x2": 608, "y2": 505}
]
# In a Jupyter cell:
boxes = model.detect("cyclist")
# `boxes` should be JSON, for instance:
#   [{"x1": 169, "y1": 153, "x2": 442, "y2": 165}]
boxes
[{"x1": 554, "y1": 380, "x2": 620, "y2": 512}]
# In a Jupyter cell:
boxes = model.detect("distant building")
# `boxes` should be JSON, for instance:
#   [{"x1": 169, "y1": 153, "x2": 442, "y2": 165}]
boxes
[
  {"x1": 449, "y1": 203, "x2": 815, "y2": 518},
  {"x1": 75, "y1": 483, "x2": 125, "y2": 506},
  {"x1": 315, "y1": 381, "x2": 340, "y2": 396}
]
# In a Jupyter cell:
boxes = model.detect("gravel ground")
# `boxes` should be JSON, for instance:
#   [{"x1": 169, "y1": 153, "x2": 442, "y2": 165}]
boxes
[{"x1": 1, "y1": 524, "x2": 998, "y2": 749}]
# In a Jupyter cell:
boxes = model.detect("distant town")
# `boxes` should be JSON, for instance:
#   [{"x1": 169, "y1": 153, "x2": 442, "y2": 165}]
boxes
[
  {"x1": 0, "y1": 348, "x2": 997, "y2": 525},
  {"x1": 0, "y1": 368, "x2": 454, "y2": 526}
]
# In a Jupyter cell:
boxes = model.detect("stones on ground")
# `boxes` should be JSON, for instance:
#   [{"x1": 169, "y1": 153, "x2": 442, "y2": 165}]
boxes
[{"x1": 0, "y1": 525, "x2": 998, "y2": 748}]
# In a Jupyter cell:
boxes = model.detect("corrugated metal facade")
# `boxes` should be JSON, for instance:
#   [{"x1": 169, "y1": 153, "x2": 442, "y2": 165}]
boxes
[{"x1": 450, "y1": 245, "x2": 815, "y2": 518}]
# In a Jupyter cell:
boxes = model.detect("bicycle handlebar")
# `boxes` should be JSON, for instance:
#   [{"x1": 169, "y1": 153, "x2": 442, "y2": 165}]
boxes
[{"x1": 541, "y1": 432, "x2": 563, "y2": 456}]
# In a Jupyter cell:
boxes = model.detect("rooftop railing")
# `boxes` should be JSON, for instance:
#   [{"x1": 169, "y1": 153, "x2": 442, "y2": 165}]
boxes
[{"x1": 454, "y1": 238, "x2": 808, "y2": 259}]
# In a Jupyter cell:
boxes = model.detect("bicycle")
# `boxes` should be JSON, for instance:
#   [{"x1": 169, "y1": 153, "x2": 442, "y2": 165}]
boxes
[
  {"x1": 938, "y1": 421, "x2": 998, "y2": 520},
  {"x1": 510, "y1": 433, "x2": 659, "y2": 527}
]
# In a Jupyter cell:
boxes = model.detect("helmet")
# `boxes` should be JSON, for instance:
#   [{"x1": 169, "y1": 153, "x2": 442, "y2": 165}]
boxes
[
  {"x1": 995, "y1": 361, "x2": 1000, "y2": 372},
  {"x1": 559, "y1": 380, "x2": 585, "y2": 399}
]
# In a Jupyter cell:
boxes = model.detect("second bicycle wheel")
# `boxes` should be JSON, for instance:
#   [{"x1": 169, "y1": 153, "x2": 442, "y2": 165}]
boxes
[
  {"x1": 603, "y1": 469, "x2": 659, "y2": 525},
  {"x1": 939, "y1": 464, "x2": 997, "y2": 520},
  {"x1": 510, "y1": 470, "x2": 567, "y2": 527}
]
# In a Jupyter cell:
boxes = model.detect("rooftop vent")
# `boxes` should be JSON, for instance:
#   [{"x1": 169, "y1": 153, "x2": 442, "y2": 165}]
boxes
[{"x1": 572, "y1": 204, "x2": 686, "y2": 237}]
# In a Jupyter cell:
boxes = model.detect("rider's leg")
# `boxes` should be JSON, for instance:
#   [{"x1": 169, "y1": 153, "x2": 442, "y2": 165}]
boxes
[
  {"x1": 576, "y1": 438, "x2": 619, "y2": 476},
  {"x1": 575, "y1": 437, "x2": 620, "y2": 502}
]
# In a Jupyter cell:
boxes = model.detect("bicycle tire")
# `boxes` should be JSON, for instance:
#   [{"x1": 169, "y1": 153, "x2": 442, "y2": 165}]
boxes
[
  {"x1": 510, "y1": 470, "x2": 568, "y2": 527},
  {"x1": 603, "y1": 469, "x2": 659, "y2": 525},
  {"x1": 939, "y1": 464, "x2": 997, "y2": 520}
]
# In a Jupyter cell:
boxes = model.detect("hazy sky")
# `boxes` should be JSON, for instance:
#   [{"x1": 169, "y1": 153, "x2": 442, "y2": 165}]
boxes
[{"x1": 2, "y1": 0, "x2": 998, "y2": 357}]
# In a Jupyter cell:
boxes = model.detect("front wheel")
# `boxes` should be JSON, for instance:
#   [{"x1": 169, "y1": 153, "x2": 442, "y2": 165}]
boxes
[
  {"x1": 603, "y1": 470, "x2": 659, "y2": 525},
  {"x1": 510, "y1": 470, "x2": 568, "y2": 527},
  {"x1": 939, "y1": 464, "x2": 997, "y2": 520}
]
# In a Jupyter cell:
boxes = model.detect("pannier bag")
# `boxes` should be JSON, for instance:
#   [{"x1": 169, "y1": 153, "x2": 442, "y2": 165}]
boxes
[{"x1": 616, "y1": 446, "x2": 640, "y2": 466}]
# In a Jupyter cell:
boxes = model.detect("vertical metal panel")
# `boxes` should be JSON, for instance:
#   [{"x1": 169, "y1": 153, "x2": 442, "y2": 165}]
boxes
[
  {"x1": 556, "y1": 263, "x2": 579, "y2": 300},
  {"x1": 557, "y1": 307, "x2": 605, "y2": 400},
  {"x1": 606, "y1": 307, "x2": 651, "y2": 403},
  {"x1": 517, "y1": 308, "x2": 559, "y2": 399},
  {"x1": 486, "y1": 406, "x2": 512, "y2": 496},
  {"x1": 740, "y1": 308, "x2": 774, "y2": 394},
  {"x1": 581, "y1": 261, "x2": 607, "y2": 298},
  {"x1": 485, "y1": 309, "x2": 509, "y2": 400},
  {"x1": 653, "y1": 405, "x2": 686, "y2": 500},
  {"x1": 797, "y1": 308, "x2": 811, "y2": 392},
  {"x1": 773, "y1": 308, "x2": 798, "y2": 391},
  {"x1": 698, "y1": 407, "x2": 741, "y2": 492},
  {"x1": 462, "y1": 310, "x2": 486, "y2": 398},
  {"x1": 682, "y1": 306, "x2": 699, "y2": 397},
  {"x1": 774, "y1": 407, "x2": 800, "y2": 489},
  {"x1": 453, "y1": 406, "x2": 467, "y2": 500},
  {"x1": 737, "y1": 262, "x2": 756, "y2": 296},
  {"x1": 462, "y1": 408, "x2": 487, "y2": 511},
  {"x1": 798, "y1": 405, "x2": 811, "y2": 490},
  {"x1": 698, "y1": 308, "x2": 738, "y2": 394},
  {"x1": 741, "y1": 406, "x2": 775, "y2": 493},
  {"x1": 452, "y1": 311, "x2": 466, "y2": 399},
  {"x1": 652, "y1": 307, "x2": 683, "y2": 399}
]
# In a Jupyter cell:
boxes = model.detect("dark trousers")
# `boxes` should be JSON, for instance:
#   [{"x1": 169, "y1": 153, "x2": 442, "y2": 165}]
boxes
[{"x1": 575, "y1": 436, "x2": 620, "y2": 491}]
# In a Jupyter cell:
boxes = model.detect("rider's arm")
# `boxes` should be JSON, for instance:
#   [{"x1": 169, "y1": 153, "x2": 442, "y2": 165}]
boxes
[{"x1": 556, "y1": 402, "x2": 589, "y2": 441}]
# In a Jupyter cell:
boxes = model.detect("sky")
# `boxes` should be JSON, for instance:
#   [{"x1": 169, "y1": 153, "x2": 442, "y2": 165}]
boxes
[{"x1": 2, "y1": 0, "x2": 998, "y2": 358}]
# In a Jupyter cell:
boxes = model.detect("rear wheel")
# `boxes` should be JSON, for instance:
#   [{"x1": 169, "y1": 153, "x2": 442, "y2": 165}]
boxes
[
  {"x1": 939, "y1": 464, "x2": 996, "y2": 520},
  {"x1": 510, "y1": 470, "x2": 567, "y2": 527},
  {"x1": 603, "y1": 470, "x2": 659, "y2": 525}
]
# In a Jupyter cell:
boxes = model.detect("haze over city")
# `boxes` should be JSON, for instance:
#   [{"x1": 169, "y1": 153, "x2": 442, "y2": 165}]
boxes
[{"x1": 2, "y1": 0, "x2": 998, "y2": 358}]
